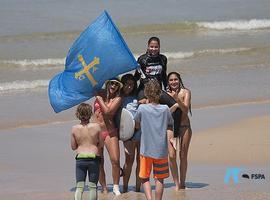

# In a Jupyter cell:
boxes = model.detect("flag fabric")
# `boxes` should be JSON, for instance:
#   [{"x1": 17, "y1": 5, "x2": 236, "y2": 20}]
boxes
[{"x1": 48, "y1": 11, "x2": 138, "y2": 113}]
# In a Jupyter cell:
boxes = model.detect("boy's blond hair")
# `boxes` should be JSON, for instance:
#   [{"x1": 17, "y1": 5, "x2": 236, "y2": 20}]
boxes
[
  {"x1": 144, "y1": 79, "x2": 161, "y2": 103},
  {"x1": 75, "y1": 103, "x2": 92, "y2": 121}
]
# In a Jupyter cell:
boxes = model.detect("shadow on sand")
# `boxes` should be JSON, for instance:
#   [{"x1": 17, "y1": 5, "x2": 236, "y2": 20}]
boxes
[{"x1": 70, "y1": 181, "x2": 209, "y2": 192}]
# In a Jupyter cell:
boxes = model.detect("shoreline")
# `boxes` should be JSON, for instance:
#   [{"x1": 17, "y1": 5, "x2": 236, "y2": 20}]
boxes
[{"x1": 0, "y1": 98, "x2": 270, "y2": 131}]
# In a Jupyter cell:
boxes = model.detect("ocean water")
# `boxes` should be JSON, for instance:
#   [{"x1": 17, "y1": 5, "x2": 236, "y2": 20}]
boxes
[{"x1": 0, "y1": 0, "x2": 270, "y2": 128}]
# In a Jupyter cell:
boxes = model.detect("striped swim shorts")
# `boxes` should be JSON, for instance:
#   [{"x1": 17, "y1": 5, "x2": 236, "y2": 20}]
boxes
[{"x1": 139, "y1": 155, "x2": 169, "y2": 179}]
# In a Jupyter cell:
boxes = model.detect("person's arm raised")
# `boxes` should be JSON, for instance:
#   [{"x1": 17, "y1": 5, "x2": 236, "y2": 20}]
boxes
[
  {"x1": 176, "y1": 89, "x2": 191, "y2": 115},
  {"x1": 96, "y1": 96, "x2": 122, "y2": 116},
  {"x1": 169, "y1": 103, "x2": 179, "y2": 113}
]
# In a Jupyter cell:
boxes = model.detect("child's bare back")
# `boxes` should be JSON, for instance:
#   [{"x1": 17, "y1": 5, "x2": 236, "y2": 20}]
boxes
[{"x1": 71, "y1": 123, "x2": 102, "y2": 155}]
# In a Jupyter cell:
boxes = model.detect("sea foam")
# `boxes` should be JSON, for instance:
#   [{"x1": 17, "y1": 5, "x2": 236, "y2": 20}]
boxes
[
  {"x1": 0, "y1": 80, "x2": 49, "y2": 92},
  {"x1": 199, "y1": 19, "x2": 270, "y2": 30},
  {"x1": 2, "y1": 47, "x2": 252, "y2": 69},
  {"x1": 2, "y1": 58, "x2": 65, "y2": 66}
]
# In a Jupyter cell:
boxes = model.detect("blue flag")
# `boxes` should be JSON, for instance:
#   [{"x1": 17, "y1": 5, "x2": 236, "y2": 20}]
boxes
[{"x1": 49, "y1": 11, "x2": 138, "y2": 113}]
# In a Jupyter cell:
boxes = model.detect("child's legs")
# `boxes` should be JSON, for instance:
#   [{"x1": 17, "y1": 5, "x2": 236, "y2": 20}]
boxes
[
  {"x1": 141, "y1": 178, "x2": 152, "y2": 200},
  {"x1": 75, "y1": 181, "x2": 85, "y2": 200},
  {"x1": 155, "y1": 178, "x2": 164, "y2": 200},
  {"x1": 139, "y1": 155, "x2": 153, "y2": 200},
  {"x1": 123, "y1": 140, "x2": 135, "y2": 192},
  {"x1": 75, "y1": 160, "x2": 87, "y2": 200},
  {"x1": 87, "y1": 159, "x2": 100, "y2": 200},
  {"x1": 153, "y1": 157, "x2": 169, "y2": 199},
  {"x1": 179, "y1": 128, "x2": 192, "y2": 188},
  {"x1": 105, "y1": 135, "x2": 120, "y2": 185},
  {"x1": 88, "y1": 182, "x2": 97, "y2": 200}
]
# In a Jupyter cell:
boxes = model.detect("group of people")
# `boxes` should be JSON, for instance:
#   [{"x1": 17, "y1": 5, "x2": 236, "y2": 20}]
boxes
[{"x1": 70, "y1": 37, "x2": 192, "y2": 200}]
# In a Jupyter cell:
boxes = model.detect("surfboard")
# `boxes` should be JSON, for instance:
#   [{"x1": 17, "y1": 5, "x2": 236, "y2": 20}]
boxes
[{"x1": 119, "y1": 108, "x2": 135, "y2": 141}]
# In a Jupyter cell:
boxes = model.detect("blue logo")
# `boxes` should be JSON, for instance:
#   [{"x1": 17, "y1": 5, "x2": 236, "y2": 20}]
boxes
[
  {"x1": 224, "y1": 167, "x2": 244, "y2": 184},
  {"x1": 224, "y1": 167, "x2": 266, "y2": 184}
]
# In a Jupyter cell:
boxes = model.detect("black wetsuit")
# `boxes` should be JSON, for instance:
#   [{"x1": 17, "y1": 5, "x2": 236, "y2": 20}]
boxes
[
  {"x1": 135, "y1": 52, "x2": 168, "y2": 91},
  {"x1": 135, "y1": 53, "x2": 182, "y2": 137}
]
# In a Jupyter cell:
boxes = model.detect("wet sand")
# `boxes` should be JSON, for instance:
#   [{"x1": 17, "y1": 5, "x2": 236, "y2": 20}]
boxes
[{"x1": 0, "y1": 102, "x2": 270, "y2": 199}]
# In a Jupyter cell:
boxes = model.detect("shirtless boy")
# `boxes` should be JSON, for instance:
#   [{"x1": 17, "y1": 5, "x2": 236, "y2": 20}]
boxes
[{"x1": 71, "y1": 103, "x2": 103, "y2": 200}]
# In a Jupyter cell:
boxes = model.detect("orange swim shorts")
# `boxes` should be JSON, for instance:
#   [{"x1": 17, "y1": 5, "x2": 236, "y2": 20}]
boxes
[{"x1": 139, "y1": 155, "x2": 169, "y2": 179}]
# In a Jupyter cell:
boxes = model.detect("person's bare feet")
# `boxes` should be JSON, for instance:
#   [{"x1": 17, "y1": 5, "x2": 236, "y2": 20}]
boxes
[
  {"x1": 174, "y1": 185, "x2": 180, "y2": 191},
  {"x1": 173, "y1": 181, "x2": 180, "y2": 191}
]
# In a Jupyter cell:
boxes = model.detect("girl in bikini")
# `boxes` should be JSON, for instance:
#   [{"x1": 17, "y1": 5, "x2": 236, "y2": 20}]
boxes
[
  {"x1": 167, "y1": 72, "x2": 192, "y2": 190},
  {"x1": 94, "y1": 78, "x2": 123, "y2": 195}
]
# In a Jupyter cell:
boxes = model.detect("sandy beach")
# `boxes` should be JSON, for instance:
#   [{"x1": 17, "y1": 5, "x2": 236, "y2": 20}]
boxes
[
  {"x1": 1, "y1": 2, "x2": 270, "y2": 199},
  {"x1": 1, "y1": 101, "x2": 269, "y2": 200},
  {"x1": 190, "y1": 115, "x2": 270, "y2": 165}
]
